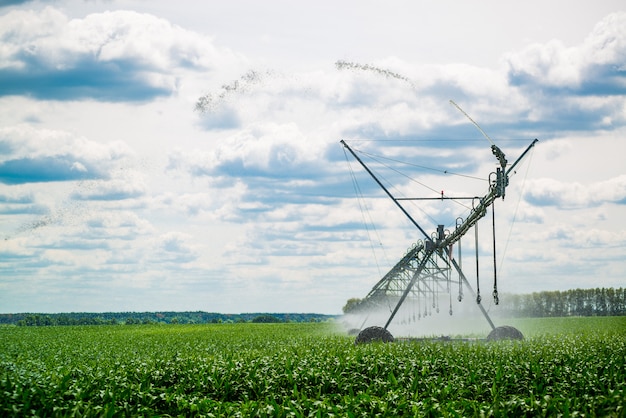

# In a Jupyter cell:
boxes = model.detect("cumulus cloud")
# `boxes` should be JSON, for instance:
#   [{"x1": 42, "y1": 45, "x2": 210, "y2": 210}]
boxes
[
  {"x1": 155, "y1": 191, "x2": 217, "y2": 217},
  {"x1": 525, "y1": 175, "x2": 626, "y2": 208},
  {"x1": 71, "y1": 178, "x2": 147, "y2": 201},
  {"x1": 151, "y1": 232, "x2": 199, "y2": 264},
  {"x1": 0, "y1": 190, "x2": 46, "y2": 216},
  {"x1": 506, "y1": 12, "x2": 626, "y2": 93},
  {"x1": 0, "y1": 126, "x2": 133, "y2": 184},
  {"x1": 513, "y1": 202, "x2": 545, "y2": 224},
  {"x1": 82, "y1": 211, "x2": 154, "y2": 240},
  {"x1": 539, "y1": 224, "x2": 626, "y2": 249},
  {"x1": 0, "y1": 7, "x2": 244, "y2": 100},
  {"x1": 0, "y1": 0, "x2": 29, "y2": 6},
  {"x1": 498, "y1": 12, "x2": 626, "y2": 136},
  {"x1": 171, "y1": 122, "x2": 327, "y2": 179},
  {"x1": 2, "y1": 4, "x2": 625, "y2": 313},
  {"x1": 0, "y1": 156, "x2": 105, "y2": 184},
  {"x1": 0, "y1": 191, "x2": 33, "y2": 204}
]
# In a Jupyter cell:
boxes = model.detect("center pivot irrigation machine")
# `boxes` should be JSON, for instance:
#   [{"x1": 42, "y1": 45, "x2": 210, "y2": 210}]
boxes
[{"x1": 342, "y1": 101, "x2": 538, "y2": 344}]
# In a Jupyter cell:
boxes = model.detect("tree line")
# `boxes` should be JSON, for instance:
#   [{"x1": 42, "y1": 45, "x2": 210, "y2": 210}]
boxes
[
  {"x1": 343, "y1": 287, "x2": 626, "y2": 317},
  {"x1": 0, "y1": 311, "x2": 337, "y2": 327},
  {"x1": 497, "y1": 287, "x2": 626, "y2": 317},
  {"x1": 3, "y1": 287, "x2": 624, "y2": 327}
]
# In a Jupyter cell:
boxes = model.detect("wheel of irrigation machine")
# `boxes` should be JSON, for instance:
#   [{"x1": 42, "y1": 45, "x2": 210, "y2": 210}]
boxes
[
  {"x1": 355, "y1": 326, "x2": 395, "y2": 344},
  {"x1": 486, "y1": 325, "x2": 524, "y2": 341}
]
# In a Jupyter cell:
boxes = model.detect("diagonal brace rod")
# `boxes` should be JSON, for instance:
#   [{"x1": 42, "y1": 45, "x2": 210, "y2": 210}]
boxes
[
  {"x1": 341, "y1": 140, "x2": 432, "y2": 241},
  {"x1": 450, "y1": 257, "x2": 496, "y2": 331},
  {"x1": 384, "y1": 247, "x2": 435, "y2": 329}
]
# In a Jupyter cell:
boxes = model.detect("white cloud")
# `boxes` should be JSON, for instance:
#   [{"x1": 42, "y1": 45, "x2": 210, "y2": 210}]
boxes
[
  {"x1": 72, "y1": 178, "x2": 147, "y2": 201},
  {"x1": 583, "y1": 11, "x2": 626, "y2": 66},
  {"x1": 0, "y1": 125, "x2": 133, "y2": 161},
  {"x1": 1, "y1": 3, "x2": 626, "y2": 316},
  {"x1": 507, "y1": 39, "x2": 583, "y2": 87},
  {"x1": 526, "y1": 175, "x2": 626, "y2": 208},
  {"x1": 151, "y1": 231, "x2": 199, "y2": 264},
  {"x1": 78, "y1": 210, "x2": 154, "y2": 240},
  {"x1": 0, "y1": 7, "x2": 246, "y2": 100},
  {"x1": 505, "y1": 11, "x2": 626, "y2": 90},
  {"x1": 172, "y1": 121, "x2": 328, "y2": 179},
  {"x1": 0, "y1": 125, "x2": 134, "y2": 184}
]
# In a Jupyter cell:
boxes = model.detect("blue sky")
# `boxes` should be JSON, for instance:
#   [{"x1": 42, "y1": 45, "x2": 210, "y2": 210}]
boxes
[{"x1": 0, "y1": 0, "x2": 625, "y2": 315}]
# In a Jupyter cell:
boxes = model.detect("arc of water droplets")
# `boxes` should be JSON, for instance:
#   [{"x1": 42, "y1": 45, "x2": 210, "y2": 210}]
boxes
[
  {"x1": 196, "y1": 62, "x2": 418, "y2": 114},
  {"x1": 335, "y1": 60, "x2": 416, "y2": 89},
  {"x1": 4, "y1": 197, "x2": 87, "y2": 241},
  {"x1": 195, "y1": 69, "x2": 274, "y2": 113}
]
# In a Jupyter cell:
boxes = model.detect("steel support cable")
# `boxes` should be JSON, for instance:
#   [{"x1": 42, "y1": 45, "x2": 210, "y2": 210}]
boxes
[
  {"x1": 440, "y1": 187, "x2": 492, "y2": 249},
  {"x1": 439, "y1": 139, "x2": 538, "y2": 251},
  {"x1": 343, "y1": 140, "x2": 499, "y2": 248},
  {"x1": 350, "y1": 152, "x2": 444, "y2": 225},
  {"x1": 498, "y1": 145, "x2": 536, "y2": 277},
  {"x1": 483, "y1": 147, "x2": 536, "y2": 316},
  {"x1": 354, "y1": 149, "x2": 482, "y2": 213},
  {"x1": 343, "y1": 138, "x2": 538, "y2": 325},
  {"x1": 439, "y1": 179, "x2": 490, "y2": 242},
  {"x1": 343, "y1": 148, "x2": 386, "y2": 277},
  {"x1": 346, "y1": 138, "x2": 533, "y2": 143},
  {"x1": 355, "y1": 149, "x2": 485, "y2": 182},
  {"x1": 341, "y1": 140, "x2": 433, "y2": 240},
  {"x1": 482, "y1": 147, "x2": 537, "y2": 316}
]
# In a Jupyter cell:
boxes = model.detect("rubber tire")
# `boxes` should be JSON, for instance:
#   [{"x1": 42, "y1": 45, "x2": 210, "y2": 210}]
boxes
[
  {"x1": 487, "y1": 325, "x2": 524, "y2": 341},
  {"x1": 355, "y1": 326, "x2": 395, "y2": 344}
]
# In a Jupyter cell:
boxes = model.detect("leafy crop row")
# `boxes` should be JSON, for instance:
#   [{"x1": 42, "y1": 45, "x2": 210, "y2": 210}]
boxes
[{"x1": 1, "y1": 319, "x2": 624, "y2": 416}]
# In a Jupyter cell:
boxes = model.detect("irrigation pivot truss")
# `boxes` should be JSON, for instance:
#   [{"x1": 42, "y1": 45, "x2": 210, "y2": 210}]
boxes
[{"x1": 342, "y1": 106, "x2": 538, "y2": 344}]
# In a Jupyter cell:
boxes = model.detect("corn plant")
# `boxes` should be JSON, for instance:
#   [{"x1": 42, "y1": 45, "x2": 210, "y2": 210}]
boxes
[{"x1": 0, "y1": 318, "x2": 624, "y2": 416}]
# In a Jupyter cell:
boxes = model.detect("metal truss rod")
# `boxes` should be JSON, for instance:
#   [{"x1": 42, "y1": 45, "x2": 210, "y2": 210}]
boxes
[
  {"x1": 507, "y1": 139, "x2": 539, "y2": 176},
  {"x1": 365, "y1": 242, "x2": 425, "y2": 298},
  {"x1": 396, "y1": 196, "x2": 478, "y2": 201},
  {"x1": 450, "y1": 257, "x2": 496, "y2": 331},
  {"x1": 341, "y1": 140, "x2": 432, "y2": 242},
  {"x1": 439, "y1": 138, "x2": 538, "y2": 251},
  {"x1": 384, "y1": 247, "x2": 435, "y2": 330}
]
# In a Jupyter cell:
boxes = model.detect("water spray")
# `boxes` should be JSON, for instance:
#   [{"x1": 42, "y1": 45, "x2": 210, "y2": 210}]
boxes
[
  {"x1": 341, "y1": 109, "x2": 538, "y2": 343},
  {"x1": 335, "y1": 60, "x2": 416, "y2": 89},
  {"x1": 195, "y1": 69, "x2": 276, "y2": 113},
  {"x1": 449, "y1": 100, "x2": 495, "y2": 147}
]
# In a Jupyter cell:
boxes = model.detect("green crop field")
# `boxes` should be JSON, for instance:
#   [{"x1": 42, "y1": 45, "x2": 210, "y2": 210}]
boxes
[{"x1": 1, "y1": 317, "x2": 625, "y2": 417}]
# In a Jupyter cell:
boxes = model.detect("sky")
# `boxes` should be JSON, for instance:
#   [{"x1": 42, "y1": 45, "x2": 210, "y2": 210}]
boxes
[{"x1": 0, "y1": 0, "x2": 625, "y2": 315}]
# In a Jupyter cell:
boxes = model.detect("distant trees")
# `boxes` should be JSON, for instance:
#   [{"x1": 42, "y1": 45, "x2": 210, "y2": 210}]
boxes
[
  {"x1": 6, "y1": 288, "x2": 623, "y2": 328},
  {"x1": 16, "y1": 314, "x2": 114, "y2": 326},
  {"x1": 342, "y1": 287, "x2": 625, "y2": 318},
  {"x1": 2, "y1": 312, "x2": 336, "y2": 327},
  {"x1": 251, "y1": 315, "x2": 282, "y2": 323},
  {"x1": 498, "y1": 287, "x2": 626, "y2": 317}
]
